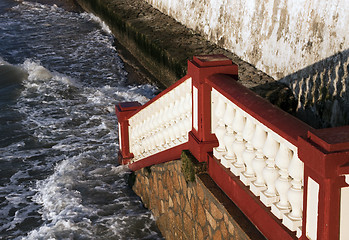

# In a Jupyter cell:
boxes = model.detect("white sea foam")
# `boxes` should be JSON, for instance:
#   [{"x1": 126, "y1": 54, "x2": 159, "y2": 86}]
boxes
[
  {"x1": 111, "y1": 165, "x2": 131, "y2": 174},
  {"x1": 13, "y1": 59, "x2": 159, "y2": 239},
  {"x1": 22, "y1": 59, "x2": 52, "y2": 81},
  {"x1": 82, "y1": 12, "x2": 112, "y2": 35},
  {"x1": 0, "y1": 57, "x2": 157, "y2": 239},
  {"x1": 1, "y1": 1, "x2": 161, "y2": 239},
  {"x1": 0, "y1": 56, "x2": 8, "y2": 65}
]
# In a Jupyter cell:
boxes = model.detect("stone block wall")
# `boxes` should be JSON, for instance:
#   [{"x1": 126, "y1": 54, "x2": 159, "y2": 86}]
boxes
[{"x1": 131, "y1": 159, "x2": 265, "y2": 240}]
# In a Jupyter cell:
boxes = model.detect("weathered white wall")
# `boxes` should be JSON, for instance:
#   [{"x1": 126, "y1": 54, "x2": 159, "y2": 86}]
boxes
[
  {"x1": 145, "y1": 0, "x2": 349, "y2": 127},
  {"x1": 145, "y1": 0, "x2": 348, "y2": 79}
]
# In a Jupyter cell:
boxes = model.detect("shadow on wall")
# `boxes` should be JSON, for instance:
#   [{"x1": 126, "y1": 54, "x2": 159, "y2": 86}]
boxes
[
  {"x1": 277, "y1": 49, "x2": 349, "y2": 129},
  {"x1": 250, "y1": 81, "x2": 298, "y2": 118}
]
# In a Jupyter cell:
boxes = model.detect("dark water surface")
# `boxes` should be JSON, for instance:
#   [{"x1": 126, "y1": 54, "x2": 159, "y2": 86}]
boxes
[{"x1": 0, "y1": 1, "x2": 162, "y2": 239}]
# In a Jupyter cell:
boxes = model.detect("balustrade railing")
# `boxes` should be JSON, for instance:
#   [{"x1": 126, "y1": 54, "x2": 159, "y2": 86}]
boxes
[
  {"x1": 116, "y1": 55, "x2": 349, "y2": 240},
  {"x1": 211, "y1": 88, "x2": 304, "y2": 236},
  {"x1": 128, "y1": 77, "x2": 192, "y2": 162},
  {"x1": 116, "y1": 76, "x2": 192, "y2": 167}
]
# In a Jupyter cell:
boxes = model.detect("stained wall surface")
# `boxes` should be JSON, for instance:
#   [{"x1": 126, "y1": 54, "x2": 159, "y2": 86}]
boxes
[
  {"x1": 145, "y1": 0, "x2": 349, "y2": 127},
  {"x1": 144, "y1": 0, "x2": 347, "y2": 79}
]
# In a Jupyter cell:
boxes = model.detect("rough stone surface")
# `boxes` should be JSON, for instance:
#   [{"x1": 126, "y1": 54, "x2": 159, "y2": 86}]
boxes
[
  {"x1": 206, "y1": 210, "x2": 217, "y2": 230},
  {"x1": 213, "y1": 229, "x2": 222, "y2": 240},
  {"x1": 211, "y1": 202, "x2": 223, "y2": 220},
  {"x1": 76, "y1": 0, "x2": 299, "y2": 116},
  {"x1": 131, "y1": 160, "x2": 266, "y2": 240}
]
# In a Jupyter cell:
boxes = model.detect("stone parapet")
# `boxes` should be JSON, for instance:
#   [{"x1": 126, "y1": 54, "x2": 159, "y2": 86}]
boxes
[{"x1": 131, "y1": 158, "x2": 265, "y2": 240}]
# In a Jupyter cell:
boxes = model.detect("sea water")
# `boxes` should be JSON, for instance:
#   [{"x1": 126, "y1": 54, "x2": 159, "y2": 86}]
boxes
[{"x1": 0, "y1": 1, "x2": 163, "y2": 239}]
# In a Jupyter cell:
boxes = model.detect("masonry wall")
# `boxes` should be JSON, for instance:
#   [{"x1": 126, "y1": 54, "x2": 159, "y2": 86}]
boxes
[
  {"x1": 144, "y1": 0, "x2": 349, "y2": 128},
  {"x1": 77, "y1": 0, "x2": 348, "y2": 127},
  {"x1": 131, "y1": 159, "x2": 266, "y2": 240},
  {"x1": 144, "y1": 0, "x2": 348, "y2": 80}
]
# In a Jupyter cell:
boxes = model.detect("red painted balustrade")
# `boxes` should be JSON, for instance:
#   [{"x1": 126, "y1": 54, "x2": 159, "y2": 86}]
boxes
[{"x1": 116, "y1": 55, "x2": 349, "y2": 240}]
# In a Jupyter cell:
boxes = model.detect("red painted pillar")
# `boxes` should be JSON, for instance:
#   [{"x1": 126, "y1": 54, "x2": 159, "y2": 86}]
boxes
[
  {"x1": 187, "y1": 55, "x2": 238, "y2": 162},
  {"x1": 298, "y1": 126, "x2": 349, "y2": 240},
  {"x1": 115, "y1": 101, "x2": 141, "y2": 165}
]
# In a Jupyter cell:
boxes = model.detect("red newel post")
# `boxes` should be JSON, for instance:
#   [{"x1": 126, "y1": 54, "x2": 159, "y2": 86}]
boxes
[
  {"x1": 187, "y1": 54, "x2": 238, "y2": 161},
  {"x1": 298, "y1": 126, "x2": 349, "y2": 240},
  {"x1": 115, "y1": 101, "x2": 141, "y2": 165}
]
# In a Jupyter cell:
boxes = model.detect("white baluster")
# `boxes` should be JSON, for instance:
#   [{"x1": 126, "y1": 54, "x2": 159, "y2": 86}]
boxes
[
  {"x1": 178, "y1": 96, "x2": 186, "y2": 120},
  {"x1": 260, "y1": 133, "x2": 280, "y2": 206},
  {"x1": 158, "y1": 108, "x2": 166, "y2": 128},
  {"x1": 139, "y1": 121, "x2": 146, "y2": 139},
  {"x1": 167, "y1": 100, "x2": 177, "y2": 146},
  {"x1": 131, "y1": 143, "x2": 138, "y2": 159},
  {"x1": 153, "y1": 131, "x2": 162, "y2": 151},
  {"x1": 142, "y1": 138, "x2": 149, "y2": 157},
  {"x1": 184, "y1": 97, "x2": 192, "y2": 138},
  {"x1": 163, "y1": 125, "x2": 171, "y2": 147},
  {"x1": 221, "y1": 103, "x2": 235, "y2": 168},
  {"x1": 184, "y1": 93, "x2": 192, "y2": 118},
  {"x1": 162, "y1": 104, "x2": 171, "y2": 127},
  {"x1": 149, "y1": 115, "x2": 156, "y2": 134},
  {"x1": 283, "y1": 153, "x2": 304, "y2": 232},
  {"x1": 271, "y1": 143, "x2": 292, "y2": 219},
  {"x1": 250, "y1": 125, "x2": 267, "y2": 196},
  {"x1": 152, "y1": 112, "x2": 160, "y2": 133},
  {"x1": 230, "y1": 110, "x2": 246, "y2": 176},
  {"x1": 168, "y1": 124, "x2": 176, "y2": 147},
  {"x1": 183, "y1": 116, "x2": 191, "y2": 141},
  {"x1": 149, "y1": 135, "x2": 156, "y2": 153},
  {"x1": 240, "y1": 118, "x2": 256, "y2": 186},
  {"x1": 213, "y1": 96, "x2": 227, "y2": 159},
  {"x1": 173, "y1": 98, "x2": 181, "y2": 121},
  {"x1": 133, "y1": 124, "x2": 139, "y2": 140},
  {"x1": 127, "y1": 79, "x2": 192, "y2": 162},
  {"x1": 146, "y1": 136, "x2": 153, "y2": 154},
  {"x1": 175, "y1": 94, "x2": 186, "y2": 144},
  {"x1": 178, "y1": 119, "x2": 187, "y2": 143},
  {"x1": 172, "y1": 121, "x2": 182, "y2": 145},
  {"x1": 169, "y1": 102, "x2": 176, "y2": 123}
]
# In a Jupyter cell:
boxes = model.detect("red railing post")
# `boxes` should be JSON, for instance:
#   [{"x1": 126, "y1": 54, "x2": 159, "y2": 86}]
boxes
[
  {"x1": 115, "y1": 101, "x2": 141, "y2": 165},
  {"x1": 187, "y1": 54, "x2": 238, "y2": 162},
  {"x1": 298, "y1": 126, "x2": 349, "y2": 240}
]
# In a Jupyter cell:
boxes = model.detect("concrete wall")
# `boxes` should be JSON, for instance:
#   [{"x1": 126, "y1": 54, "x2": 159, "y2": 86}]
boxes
[
  {"x1": 144, "y1": 0, "x2": 348, "y2": 80},
  {"x1": 283, "y1": 50, "x2": 349, "y2": 128},
  {"x1": 144, "y1": 0, "x2": 349, "y2": 127},
  {"x1": 131, "y1": 159, "x2": 265, "y2": 239}
]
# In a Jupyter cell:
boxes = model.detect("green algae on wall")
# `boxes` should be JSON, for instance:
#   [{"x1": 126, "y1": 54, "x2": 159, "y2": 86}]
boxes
[{"x1": 76, "y1": 0, "x2": 186, "y2": 87}]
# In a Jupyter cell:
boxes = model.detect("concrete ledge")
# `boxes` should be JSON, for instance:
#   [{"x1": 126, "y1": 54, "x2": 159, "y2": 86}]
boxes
[{"x1": 75, "y1": 0, "x2": 297, "y2": 116}]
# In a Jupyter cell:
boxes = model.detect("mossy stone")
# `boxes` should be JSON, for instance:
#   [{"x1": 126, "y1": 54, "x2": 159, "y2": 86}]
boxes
[{"x1": 181, "y1": 150, "x2": 207, "y2": 182}]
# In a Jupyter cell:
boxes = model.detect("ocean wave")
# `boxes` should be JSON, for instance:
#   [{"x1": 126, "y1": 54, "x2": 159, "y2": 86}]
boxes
[
  {"x1": 0, "y1": 1, "x2": 161, "y2": 238},
  {"x1": 82, "y1": 12, "x2": 112, "y2": 35}
]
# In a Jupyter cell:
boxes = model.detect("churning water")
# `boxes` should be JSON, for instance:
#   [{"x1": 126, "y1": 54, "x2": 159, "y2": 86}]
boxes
[{"x1": 0, "y1": 1, "x2": 163, "y2": 239}]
